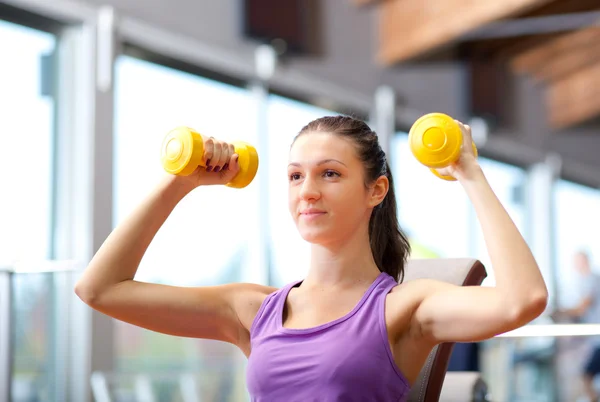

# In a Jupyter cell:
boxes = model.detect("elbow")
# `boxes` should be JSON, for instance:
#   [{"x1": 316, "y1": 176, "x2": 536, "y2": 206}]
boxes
[
  {"x1": 74, "y1": 280, "x2": 101, "y2": 306},
  {"x1": 508, "y1": 290, "x2": 549, "y2": 326}
]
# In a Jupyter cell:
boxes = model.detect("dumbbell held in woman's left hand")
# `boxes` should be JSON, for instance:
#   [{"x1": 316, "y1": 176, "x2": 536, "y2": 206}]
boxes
[{"x1": 408, "y1": 113, "x2": 479, "y2": 181}]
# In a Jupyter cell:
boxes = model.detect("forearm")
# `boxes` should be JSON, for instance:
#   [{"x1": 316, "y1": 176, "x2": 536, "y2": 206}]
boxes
[
  {"x1": 75, "y1": 175, "x2": 196, "y2": 296},
  {"x1": 561, "y1": 297, "x2": 592, "y2": 318},
  {"x1": 562, "y1": 307, "x2": 582, "y2": 318},
  {"x1": 458, "y1": 167, "x2": 548, "y2": 308}
]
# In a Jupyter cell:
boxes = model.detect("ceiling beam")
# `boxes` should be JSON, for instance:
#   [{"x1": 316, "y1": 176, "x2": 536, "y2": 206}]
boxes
[
  {"x1": 537, "y1": 39, "x2": 600, "y2": 82},
  {"x1": 546, "y1": 61, "x2": 600, "y2": 129},
  {"x1": 377, "y1": 0, "x2": 554, "y2": 64},
  {"x1": 510, "y1": 27, "x2": 600, "y2": 75}
]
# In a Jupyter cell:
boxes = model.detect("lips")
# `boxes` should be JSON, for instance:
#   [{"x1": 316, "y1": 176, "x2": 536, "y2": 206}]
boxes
[
  {"x1": 300, "y1": 208, "x2": 326, "y2": 215},
  {"x1": 299, "y1": 208, "x2": 326, "y2": 222}
]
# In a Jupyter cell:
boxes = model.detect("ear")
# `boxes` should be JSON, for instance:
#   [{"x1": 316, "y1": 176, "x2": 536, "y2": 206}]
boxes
[{"x1": 368, "y1": 175, "x2": 389, "y2": 208}]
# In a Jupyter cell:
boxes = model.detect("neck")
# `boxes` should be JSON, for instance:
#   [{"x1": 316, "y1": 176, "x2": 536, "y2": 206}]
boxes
[{"x1": 302, "y1": 222, "x2": 381, "y2": 290}]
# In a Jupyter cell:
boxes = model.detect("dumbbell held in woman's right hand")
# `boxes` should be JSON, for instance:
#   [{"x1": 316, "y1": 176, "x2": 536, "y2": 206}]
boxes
[{"x1": 160, "y1": 126, "x2": 259, "y2": 189}]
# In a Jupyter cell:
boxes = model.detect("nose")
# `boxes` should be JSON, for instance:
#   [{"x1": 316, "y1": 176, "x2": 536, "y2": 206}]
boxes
[{"x1": 299, "y1": 175, "x2": 321, "y2": 202}]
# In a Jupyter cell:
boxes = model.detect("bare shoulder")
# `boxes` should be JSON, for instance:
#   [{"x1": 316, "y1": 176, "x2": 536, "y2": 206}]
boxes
[
  {"x1": 227, "y1": 282, "x2": 278, "y2": 331},
  {"x1": 227, "y1": 281, "x2": 278, "y2": 297},
  {"x1": 385, "y1": 279, "x2": 457, "y2": 338},
  {"x1": 388, "y1": 278, "x2": 454, "y2": 300}
]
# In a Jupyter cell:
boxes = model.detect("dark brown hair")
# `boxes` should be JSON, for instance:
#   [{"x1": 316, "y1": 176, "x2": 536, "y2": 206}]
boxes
[{"x1": 292, "y1": 115, "x2": 411, "y2": 282}]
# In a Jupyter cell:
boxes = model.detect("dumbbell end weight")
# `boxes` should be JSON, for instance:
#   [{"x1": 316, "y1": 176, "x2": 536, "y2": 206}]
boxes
[
  {"x1": 408, "y1": 113, "x2": 478, "y2": 181},
  {"x1": 408, "y1": 113, "x2": 463, "y2": 169},
  {"x1": 160, "y1": 126, "x2": 205, "y2": 176},
  {"x1": 226, "y1": 141, "x2": 259, "y2": 189}
]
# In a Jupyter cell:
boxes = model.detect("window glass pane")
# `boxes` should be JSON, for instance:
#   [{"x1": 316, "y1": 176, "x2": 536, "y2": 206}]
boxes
[
  {"x1": 0, "y1": 20, "x2": 57, "y2": 402},
  {"x1": 0, "y1": 20, "x2": 55, "y2": 264},
  {"x1": 11, "y1": 273, "x2": 54, "y2": 402},
  {"x1": 471, "y1": 157, "x2": 527, "y2": 286},
  {"x1": 266, "y1": 95, "x2": 337, "y2": 287},
  {"x1": 482, "y1": 334, "x2": 557, "y2": 402},
  {"x1": 390, "y1": 133, "x2": 470, "y2": 259},
  {"x1": 554, "y1": 180, "x2": 600, "y2": 310},
  {"x1": 113, "y1": 55, "x2": 258, "y2": 399}
]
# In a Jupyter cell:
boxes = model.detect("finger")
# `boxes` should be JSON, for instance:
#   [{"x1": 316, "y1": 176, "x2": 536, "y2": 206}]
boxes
[
  {"x1": 463, "y1": 124, "x2": 472, "y2": 140},
  {"x1": 210, "y1": 141, "x2": 223, "y2": 172},
  {"x1": 455, "y1": 119, "x2": 469, "y2": 134},
  {"x1": 213, "y1": 141, "x2": 231, "y2": 172},
  {"x1": 219, "y1": 142, "x2": 234, "y2": 172},
  {"x1": 203, "y1": 137, "x2": 214, "y2": 170},
  {"x1": 219, "y1": 143, "x2": 234, "y2": 171},
  {"x1": 455, "y1": 120, "x2": 474, "y2": 154},
  {"x1": 228, "y1": 153, "x2": 240, "y2": 174},
  {"x1": 463, "y1": 124, "x2": 476, "y2": 155}
]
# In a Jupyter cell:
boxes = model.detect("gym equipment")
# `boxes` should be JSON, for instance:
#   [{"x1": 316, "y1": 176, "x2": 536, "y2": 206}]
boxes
[
  {"x1": 408, "y1": 113, "x2": 478, "y2": 181},
  {"x1": 404, "y1": 258, "x2": 487, "y2": 402},
  {"x1": 160, "y1": 126, "x2": 259, "y2": 189}
]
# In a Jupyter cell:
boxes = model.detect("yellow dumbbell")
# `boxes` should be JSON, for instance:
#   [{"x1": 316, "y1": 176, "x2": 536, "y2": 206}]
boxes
[
  {"x1": 408, "y1": 113, "x2": 478, "y2": 181},
  {"x1": 160, "y1": 126, "x2": 259, "y2": 189}
]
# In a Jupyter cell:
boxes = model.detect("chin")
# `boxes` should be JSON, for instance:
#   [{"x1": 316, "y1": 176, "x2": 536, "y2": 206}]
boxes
[{"x1": 297, "y1": 226, "x2": 332, "y2": 245}]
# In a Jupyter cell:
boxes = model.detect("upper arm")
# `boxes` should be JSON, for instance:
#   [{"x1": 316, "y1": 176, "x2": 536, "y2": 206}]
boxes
[
  {"x1": 404, "y1": 279, "x2": 546, "y2": 344},
  {"x1": 75, "y1": 280, "x2": 275, "y2": 347}
]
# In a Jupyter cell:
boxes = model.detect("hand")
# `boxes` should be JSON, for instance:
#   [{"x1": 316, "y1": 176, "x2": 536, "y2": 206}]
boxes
[
  {"x1": 550, "y1": 309, "x2": 568, "y2": 322},
  {"x1": 433, "y1": 120, "x2": 481, "y2": 181},
  {"x1": 172, "y1": 136, "x2": 241, "y2": 188}
]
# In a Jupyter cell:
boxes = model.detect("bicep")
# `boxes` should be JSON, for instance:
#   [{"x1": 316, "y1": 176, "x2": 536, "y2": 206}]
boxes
[
  {"x1": 411, "y1": 280, "x2": 519, "y2": 344},
  {"x1": 82, "y1": 280, "x2": 264, "y2": 345}
]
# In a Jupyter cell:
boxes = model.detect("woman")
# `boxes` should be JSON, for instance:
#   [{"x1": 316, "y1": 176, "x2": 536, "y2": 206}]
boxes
[{"x1": 75, "y1": 115, "x2": 548, "y2": 401}]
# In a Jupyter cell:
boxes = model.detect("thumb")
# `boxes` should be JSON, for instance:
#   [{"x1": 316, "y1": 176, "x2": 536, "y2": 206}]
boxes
[{"x1": 221, "y1": 153, "x2": 240, "y2": 179}]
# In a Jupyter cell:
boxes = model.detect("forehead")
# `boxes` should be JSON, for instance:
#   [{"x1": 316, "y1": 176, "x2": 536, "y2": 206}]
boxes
[{"x1": 289, "y1": 132, "x2": 356, "y2": 162}]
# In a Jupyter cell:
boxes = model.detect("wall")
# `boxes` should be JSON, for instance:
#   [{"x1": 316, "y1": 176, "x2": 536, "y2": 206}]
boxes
[{"x1": 73, "y1": 0, "x2": 600, "y2": 185}]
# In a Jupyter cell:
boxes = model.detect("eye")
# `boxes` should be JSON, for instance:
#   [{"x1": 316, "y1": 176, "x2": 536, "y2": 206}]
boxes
[
  {"x1": 323, "y1": 170, "x2": 341, "y2": 178},
  {"x1": 289, "y1": 173, "x2": 302, "y2": 181}
]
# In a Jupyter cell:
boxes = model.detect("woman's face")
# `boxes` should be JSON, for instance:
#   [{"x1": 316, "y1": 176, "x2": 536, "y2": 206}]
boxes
[{"x1": 287, "y1": 132, "x2": 384, "y2": 246}]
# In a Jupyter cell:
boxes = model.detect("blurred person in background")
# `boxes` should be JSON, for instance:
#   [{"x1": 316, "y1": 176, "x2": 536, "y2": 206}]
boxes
[{"x1": 554, "y1": 250, "x2": 600, "y2": 402}]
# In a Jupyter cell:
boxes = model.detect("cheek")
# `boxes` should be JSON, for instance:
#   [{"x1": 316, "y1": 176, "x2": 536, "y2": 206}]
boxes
[
  {"x1": 330, "y1": 187, "x2": 369, "y2": 219},
  {"x1": 288, "y1": 187, "x2": 298, "y2": 218}
]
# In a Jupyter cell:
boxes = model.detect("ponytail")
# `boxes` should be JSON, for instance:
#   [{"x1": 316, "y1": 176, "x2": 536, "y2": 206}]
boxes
[{"x1": 369, "y1": 162, "x2": 410, "y2": 282}]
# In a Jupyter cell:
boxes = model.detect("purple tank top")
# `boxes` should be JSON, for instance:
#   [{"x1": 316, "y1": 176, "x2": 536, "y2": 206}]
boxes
[{"x1": 246, "y1": 272, "x2": 411, "y2": 402}]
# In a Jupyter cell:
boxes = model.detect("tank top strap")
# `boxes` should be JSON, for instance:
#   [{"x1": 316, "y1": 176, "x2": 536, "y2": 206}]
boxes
[
  {"x1": 377, "y1": 273, "x2": 399, "y2": 304},
  {"x1": 347, "y1": 272, "x2": 398, "y2": 327},
  {"x1": 250, "y1": 279, "x2": 302, "y2": 340}
]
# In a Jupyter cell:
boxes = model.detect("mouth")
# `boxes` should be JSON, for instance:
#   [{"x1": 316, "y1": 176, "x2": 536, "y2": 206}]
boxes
[
  {"x1": 299, "y1": 210, "x2": 327, "y2": 220},
  {"x1": 300, "y1": 209, "x2": 326, "y2": 215}
]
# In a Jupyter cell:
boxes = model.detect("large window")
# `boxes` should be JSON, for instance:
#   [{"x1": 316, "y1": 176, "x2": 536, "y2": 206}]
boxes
[
  {"x1": 0, "y1": 20, "x2": 55, "y2": 265},
  {"x1": 113, "y1": 55, "x2": 258, "y2": 398},
  {"x1": 266, "y1": 95, "x2": 336, "y2": 287},
  {"x1": 0, "y1": 19, "x2": 58, "y2": 402},
  {"x1": 391, "y1": 136, "x2": 529, "y2": 286},
  {"x1": 390, "y1": 134, "x2": 471, "y2": 259}
]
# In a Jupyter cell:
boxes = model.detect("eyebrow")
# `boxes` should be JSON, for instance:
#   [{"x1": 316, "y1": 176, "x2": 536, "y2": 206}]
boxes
[{"x1": 288, "y1": 159, "x2": 347, "y2": 168}]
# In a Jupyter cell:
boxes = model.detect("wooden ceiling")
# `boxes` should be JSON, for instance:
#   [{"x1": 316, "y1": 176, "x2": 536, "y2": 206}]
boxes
[{"x1": 355, "y1": 0, "x2": 600, "y2": 130}]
